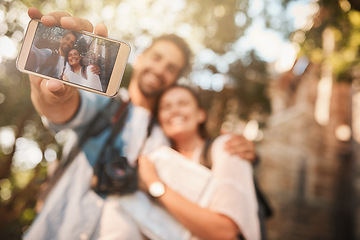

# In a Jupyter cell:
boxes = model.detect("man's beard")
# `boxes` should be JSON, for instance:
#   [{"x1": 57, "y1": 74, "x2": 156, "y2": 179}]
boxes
[
  {"x1": 138, "y1": 81, "x2": 163, "y2": 98},
  {"x1": 60, "y1": 43, "x2": 71, "y2": 55},
  {"x1": 137, "y1": 70, "x2": 166, "y2": 98}
]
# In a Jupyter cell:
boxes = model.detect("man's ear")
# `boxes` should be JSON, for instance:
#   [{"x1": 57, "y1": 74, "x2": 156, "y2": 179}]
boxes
[{"x1": 132, "y1": 53, "x2": 144, "y2": 71}]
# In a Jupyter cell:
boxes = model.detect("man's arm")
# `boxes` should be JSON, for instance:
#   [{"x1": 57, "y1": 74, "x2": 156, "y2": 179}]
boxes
[
  {"x1": 27, "y1": 7, "x2": 108, "y2": 124},
  {"x1": 26, "y1": 46, "x2": 52, "y2": 71}
]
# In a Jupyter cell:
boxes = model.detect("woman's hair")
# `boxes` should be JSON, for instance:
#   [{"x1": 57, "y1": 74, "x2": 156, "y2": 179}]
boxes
[
  {"x1": 157, "y1": 84, "x2": 208, "y2": 139},
  {"x1": 67, "y1": 47, "x2": 87, "y2": 80}
]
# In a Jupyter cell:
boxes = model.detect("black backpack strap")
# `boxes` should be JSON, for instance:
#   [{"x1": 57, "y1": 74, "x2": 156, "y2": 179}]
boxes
[
  {"x1": 63, "y1": 97, "x2": 123, "y2": 168},
  {"x1": 37, "y1": 98, "x2": 123, "y2": 204}
]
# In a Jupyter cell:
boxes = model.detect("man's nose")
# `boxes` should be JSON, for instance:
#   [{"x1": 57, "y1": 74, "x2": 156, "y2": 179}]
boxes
[{"x1": 153, "y1": 62, "x2": 167, "y2": 75}]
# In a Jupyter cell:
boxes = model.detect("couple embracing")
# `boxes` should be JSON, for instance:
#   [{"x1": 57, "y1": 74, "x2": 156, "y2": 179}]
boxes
[{"x1": 27, "y1": 28, "x2": 103, "y2": 91}]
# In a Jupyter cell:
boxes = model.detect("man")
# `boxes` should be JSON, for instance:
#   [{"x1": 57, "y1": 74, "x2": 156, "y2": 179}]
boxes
[
  {"x1": 24, "y1": 7, "x2": 257, "y2": 240},
  {"x1": 25, "y1": 28, "x2": 77, "y2": 79}
]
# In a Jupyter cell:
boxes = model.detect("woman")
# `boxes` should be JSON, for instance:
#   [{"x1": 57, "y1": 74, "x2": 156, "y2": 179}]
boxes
[
  {"x1": 138, "y1": 85, "x2": 260, "y2": 240},
  {"x1": 63, "y1": 48, "x2": 103, "y2": 91}
]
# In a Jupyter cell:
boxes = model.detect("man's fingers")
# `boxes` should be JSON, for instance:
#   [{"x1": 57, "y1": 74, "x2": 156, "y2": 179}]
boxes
[
  {"x1": 45, "y1": 79, "x2": 79, "y2": 98},
  {"x1": 28, "y1": 74, "x2": 43, "y2": 86},
  {"x1": 41, "y1": 11, "x2": 72, "y2": 27},
  {"x1": 28, "y1": 7, "x2": 43, "y2": 20},
  {"x1": 45, "y1": 79, "x2": 66, "y2": 95},
  {"x1": 28, "y1": 8, "x2": 103, "y2": 35},
  {"x1": 60, "y1": 16, "x2": 94, "y2": 33},
  {"x1": 94, "y1": 23, "x2": 108, "y2": 37},
  {"x1": 240, "y1": 152, "x2": 256, "y2": 163},
  {"x1": 225, "y1": 139, "x2": 250, "y2": 151},
  {"x1": 41, "y1": 11, "x2": 94, "y2": 33}
]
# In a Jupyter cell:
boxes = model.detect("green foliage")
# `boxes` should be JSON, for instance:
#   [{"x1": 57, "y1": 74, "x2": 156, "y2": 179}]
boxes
[
  {"x1": 228, "y1": 50, "x2": 271, "y2": 119},
  {"x1": 298, "y1": 1, "x2": 360, "y2": 82}
]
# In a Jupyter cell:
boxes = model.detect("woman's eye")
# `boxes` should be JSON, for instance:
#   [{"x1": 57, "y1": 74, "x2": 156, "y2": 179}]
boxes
[
  {"x1": 159, "y1": 104, "x2": 170, "y2": 112},
  {"x1": 179, "y1": 101, "x2": 188, "y2": 106}
]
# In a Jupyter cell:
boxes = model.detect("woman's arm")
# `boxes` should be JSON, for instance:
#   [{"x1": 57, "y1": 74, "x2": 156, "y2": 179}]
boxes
[
  {"x1": 211, "y1": 135, "x2": 261, "y2": 240},
  {"x1": 157, "y1": 184, "x2": 239, "y2": 240},
  {"x1": 138, "y1": 155, "x2": 240, "y2": 240}
]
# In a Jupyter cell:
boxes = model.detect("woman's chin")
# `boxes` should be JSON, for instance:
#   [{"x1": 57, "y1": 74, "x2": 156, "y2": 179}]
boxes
[{"x1": 166, "y1": 131, "x2": 192, "y2": 142}]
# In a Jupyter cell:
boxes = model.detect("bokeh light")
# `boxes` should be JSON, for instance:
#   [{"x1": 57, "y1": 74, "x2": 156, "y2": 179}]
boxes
[
  {"x1": 13, "y1": 137, "x2": 43, "y2": 170},
  {"x1": 0, "y1": 127, "x2": 16, "y2": 154}
]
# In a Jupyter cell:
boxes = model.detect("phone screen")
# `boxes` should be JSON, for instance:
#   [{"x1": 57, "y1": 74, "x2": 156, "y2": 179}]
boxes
[{"x1": 24, "y1": 22, "x2": 121, "y2": 93}]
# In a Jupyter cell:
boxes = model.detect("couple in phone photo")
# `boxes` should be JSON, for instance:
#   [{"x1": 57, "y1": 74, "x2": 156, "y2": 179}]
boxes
[{"x1": 25, "y1": 26, "x2": 103, "y2": 92}]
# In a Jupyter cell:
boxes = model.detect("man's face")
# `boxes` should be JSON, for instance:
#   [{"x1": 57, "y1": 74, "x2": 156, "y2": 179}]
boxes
[
  {"x1": 59, "y1": 33, "x2": 76, "y2": 56},
  {"x1": 133, "y1": 40, "x2": 185, "y2": 98}
]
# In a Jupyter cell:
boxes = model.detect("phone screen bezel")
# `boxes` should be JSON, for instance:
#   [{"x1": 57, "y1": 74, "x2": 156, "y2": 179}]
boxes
[{"x1": 16, "y1": 19, "x2": 131, "y2": 97}]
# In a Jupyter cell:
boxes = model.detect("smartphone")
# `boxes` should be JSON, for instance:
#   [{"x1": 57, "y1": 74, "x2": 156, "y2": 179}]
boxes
[{"x1": 17, "y1": 19, "x2": 131, "y2": 97}]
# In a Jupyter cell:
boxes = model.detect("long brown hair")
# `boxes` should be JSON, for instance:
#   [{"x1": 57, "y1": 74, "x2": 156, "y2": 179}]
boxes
[{"x1": 67, "y1": 47, "x2": 88, "y2": 80}]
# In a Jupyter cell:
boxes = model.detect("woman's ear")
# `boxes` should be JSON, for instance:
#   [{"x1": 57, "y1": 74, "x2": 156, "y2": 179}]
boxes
[{"x1": 197, "y1": 109, "x2": 207, "y2": 124}]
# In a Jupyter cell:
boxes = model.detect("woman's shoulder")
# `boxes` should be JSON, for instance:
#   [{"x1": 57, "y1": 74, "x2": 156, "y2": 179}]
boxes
[
  {"x1": 85, "y1": 65, "x2": 93, "y2": 74},
  {"x1": 211, "y1": 134, "x2": 232, "y2": 149},
  {"x1": 85, "y1": 65, "x2": 100, "y2": 79},
  {"x1": 210, "y1": 134, "x2": 250, "y2": 166},
  {"x1": 208, "y1": 134, "x2": 234, "y2": 165}
]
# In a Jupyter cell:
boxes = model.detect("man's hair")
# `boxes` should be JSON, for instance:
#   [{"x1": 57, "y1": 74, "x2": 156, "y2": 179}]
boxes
[
  {"x1": 62, "y1": 30, "x2": 78, "y2": 41},
  {"x1": 147, "y1": 34, "x2": 193, "y2": 77}
]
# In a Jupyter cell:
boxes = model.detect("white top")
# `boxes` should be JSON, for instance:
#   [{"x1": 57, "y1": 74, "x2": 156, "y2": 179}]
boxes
[
  {"x1": 203, "y1": 135, "x2": 260, "y2": 240},
  {"x1": 64, "y1": 66, "x2": 103, "y2": 91},
  {"x1": 117, "y1": 134, "x2": 260, "y2": 240}
]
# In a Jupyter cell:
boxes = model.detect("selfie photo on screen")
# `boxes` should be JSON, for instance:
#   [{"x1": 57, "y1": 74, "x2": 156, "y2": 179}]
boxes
[{"x1": 24, "y1": 23, "x2": 120, "y2": 93}]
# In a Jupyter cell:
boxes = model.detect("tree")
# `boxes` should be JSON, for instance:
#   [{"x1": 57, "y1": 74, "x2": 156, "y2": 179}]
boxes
[{"x1": 295, "y1": 0, "x2": 360, "y2": 82}]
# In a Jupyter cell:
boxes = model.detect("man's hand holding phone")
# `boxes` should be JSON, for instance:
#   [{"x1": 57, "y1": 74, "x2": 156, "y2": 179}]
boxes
[
  {"x1": 27, "y1": 8, "x2": 105, "y2": 123},
  {"x1": 22, "y1": 8, "x2": 128, "y2": 124}
]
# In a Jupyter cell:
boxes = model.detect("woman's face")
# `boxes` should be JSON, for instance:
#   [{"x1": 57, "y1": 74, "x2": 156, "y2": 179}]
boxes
[
  {"x1": 67, "y1": 49, "x2": 81, "y2": 67},
  {"x1": 158, "y1": 87, "x2": 206, "y2": 141}
]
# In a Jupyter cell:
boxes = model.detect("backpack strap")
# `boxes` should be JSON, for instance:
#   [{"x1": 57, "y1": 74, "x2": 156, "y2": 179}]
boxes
[{"x1": 37, "y1": 98, "x2": 123, "y2": 205}]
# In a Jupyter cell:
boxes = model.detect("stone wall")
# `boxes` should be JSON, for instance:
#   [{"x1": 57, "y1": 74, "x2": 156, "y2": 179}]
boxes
[{"x1": 256, "y1": 63, "x2": 358, "y2": 239}]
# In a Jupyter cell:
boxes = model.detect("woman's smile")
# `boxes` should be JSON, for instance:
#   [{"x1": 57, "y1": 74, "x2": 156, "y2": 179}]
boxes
[
  {"x1": 158, "y1": 87, "x2": 206, "y2": 140},
  {"x1": 68, "y1": 49, "x2": 81, "y2": 66}
]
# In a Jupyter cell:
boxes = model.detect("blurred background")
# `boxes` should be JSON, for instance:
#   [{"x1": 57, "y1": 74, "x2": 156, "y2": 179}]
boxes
[{"x1": 1, "y1": 0, "x2": 360, "y2": 239}]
